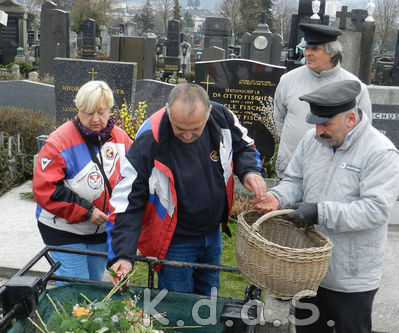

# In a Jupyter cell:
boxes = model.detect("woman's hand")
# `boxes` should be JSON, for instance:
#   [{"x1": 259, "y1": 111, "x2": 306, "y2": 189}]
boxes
[{"x1": 88, "y1": 207, "x2": 108, "y2": 225}]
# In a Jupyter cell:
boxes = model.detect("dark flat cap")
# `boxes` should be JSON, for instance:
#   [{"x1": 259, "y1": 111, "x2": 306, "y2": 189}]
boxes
[
  {"x1": 299, "y1": 23, "x2": 342, "y2": 47},
  {"x1": 300, "y1": 80, "x2": 361, "y2": 124}
]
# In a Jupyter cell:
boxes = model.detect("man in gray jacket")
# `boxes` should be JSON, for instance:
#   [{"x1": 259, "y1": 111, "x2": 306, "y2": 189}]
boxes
[
  {"x1": 274, "y1": 23, "x2": 372, "y2": 179},
  {"x1": 253, "y1": 80, "x2": 399, "y2": 333}
]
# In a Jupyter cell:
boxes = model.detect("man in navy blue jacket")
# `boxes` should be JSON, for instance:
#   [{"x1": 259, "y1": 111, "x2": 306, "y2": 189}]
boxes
[{"x1": 107, "y1": 83, "x2": 267, "y2": 296}]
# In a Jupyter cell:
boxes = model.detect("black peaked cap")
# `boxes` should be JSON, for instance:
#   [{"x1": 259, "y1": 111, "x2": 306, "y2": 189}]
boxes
[
  {"x1": 299, "y1": 80, "x2": 361, "y2": 124},
  {"x1": 299, "y1": 23, "x2": 342, "y2": 47}
]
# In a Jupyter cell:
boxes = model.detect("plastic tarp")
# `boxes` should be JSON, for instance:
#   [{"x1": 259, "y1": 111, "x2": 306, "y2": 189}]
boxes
[{"x1": 9, "y1": 283, "x2": 242, "y2": 332}]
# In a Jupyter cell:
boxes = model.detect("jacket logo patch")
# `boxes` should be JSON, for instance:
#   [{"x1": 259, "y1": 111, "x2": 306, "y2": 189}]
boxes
[
  {"x1": 105, "y1": 147, "x2": 114, "y2": 160},
  {"x1": 340, "y1": 162, "x2": 360, "y2": 173},
  {"x1": 41, "y1": 157, "x2": 53, "y2": 171},
  {"x1": 210, "y1": 150, "x2": 219, "y2": 162},
  {"x1": 87, "y1": 171, "x2": 103, "y2": 189}
]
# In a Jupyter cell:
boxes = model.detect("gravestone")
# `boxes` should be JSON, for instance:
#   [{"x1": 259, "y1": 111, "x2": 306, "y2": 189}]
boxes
[
  {"x1": 164, "y1": 19, "x2": 181, "y2": 77},
  {"x1": 372, "y1": 105, "x2": 399, "y2": 148},
  {"x1": 248, "y1": 12, "x2": 282, "y2": 66},
  {"x1": 109, "y1": 36, "x2": 156, "y2": 80},
  {"x1": 240, "y1": 32, "x2": 251, "y2": 59},
  {"x1": 40, "y1": 2, "x2": 70, "y2": 77},
  {"x1": 0, "y1": 0, "x2": 27, "y2": 65},
  {"x1": 101, "y1": 27, "x2": 110, "y2": 56},
  {"x1": 201, "y1": 46, "x2": 225, "y2": 61},
  {"x1": 195, "y1": 59, "x2": 285, "y2": 162},
  {"x1": 288, "y1": 0, "x2": 329, "y2": 53},
  {"x1": 334, "y1": 7, "x2": 375, "y2": 83},
  {"x1": 53, "y1": 58, "x2": 137, "y2": 126},
  {"x1": 133, "y1": 79, "x2": 175, "y2": 117},
  {"x1": 0, "y1": 80, "x2": 56, "y2": 118},
  {"x1": 203, "y1": 17, "x2": 230, "y2": 58},
  {"x1": 81, "y1": 18, "x2": 96, "y2": 60}
]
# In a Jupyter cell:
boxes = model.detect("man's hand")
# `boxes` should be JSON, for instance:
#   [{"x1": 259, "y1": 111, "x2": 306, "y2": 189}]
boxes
[
  {"x1": 88, "y1": 207, "x2": 108, "y2": 226},
  {"x1": 250, "y1": 192, "x2": 280, "y2": 214},
  {"x1": 110, "y1": 260, "x2": 132, "y2": 286},
  {"x1": 243, "y1": 173, "x2": 267, "y2": 200},
  {"x1": 282, "y1": 203, "x2": 318, "y2": 228}
]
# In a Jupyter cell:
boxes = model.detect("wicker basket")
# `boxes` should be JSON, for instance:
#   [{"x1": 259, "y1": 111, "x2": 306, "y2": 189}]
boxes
[{"x1": 236, "y1": 210, "x2": 333, "y2": 299}]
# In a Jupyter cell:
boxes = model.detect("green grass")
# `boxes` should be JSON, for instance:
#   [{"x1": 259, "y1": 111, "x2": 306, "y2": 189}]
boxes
[{"x1": 128, "y1": 219, "x2": 250, "y2": 300}]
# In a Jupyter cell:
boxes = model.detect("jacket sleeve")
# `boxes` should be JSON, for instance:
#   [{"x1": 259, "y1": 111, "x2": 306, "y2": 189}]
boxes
[
  {"x1": 319, "y1": 149, "x2": 399, "y2": 233},
  {"x1": 222, "y1": 107, "x2": 263, "y2": 182},
  {"x1": 107, "y1": 136, "x2": 151, "y2": 267},
  {"x1": 33, "y1": 141, "x2": 93, "y2": 222},
  {"x1": 273, "y1": 76, "x2": 287, "y2": 136}
]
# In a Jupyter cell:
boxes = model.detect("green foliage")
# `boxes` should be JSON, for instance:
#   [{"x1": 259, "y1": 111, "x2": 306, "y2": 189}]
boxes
[
  {"x1": 173, "y1": 0, "x2": 181, "y2": 20},
  {"x1": 70, "y1": 0, "x2": 111, "y2": 36},
  {"x1": 0, "y1": 106, "x2": 55, "y2": 196},
  {"x1": 183, "y1": 11, "x2": 194, "y2": 31},
  {"x1": 4, "y1": 62, "x2": 39, "y2": 79},
  {"x1": 240, "y1": 0, "x2": 273, "y2": 32},
  {"x1": 134, "y1": 0, "x2": 155, "y2": 33}
]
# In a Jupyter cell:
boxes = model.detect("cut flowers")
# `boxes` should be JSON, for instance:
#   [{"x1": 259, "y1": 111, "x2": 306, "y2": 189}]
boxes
[{"x1": 28, "y1": 269, "x2": 165, "y2": 333}]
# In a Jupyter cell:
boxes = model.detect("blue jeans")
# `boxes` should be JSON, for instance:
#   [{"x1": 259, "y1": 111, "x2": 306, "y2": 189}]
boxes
[
  {"x1": 50, "y1": 243, "x2": 107, "y2": 286},
  {"x1": 157, "y1": 228, "x2": 222, "y2": 296}
]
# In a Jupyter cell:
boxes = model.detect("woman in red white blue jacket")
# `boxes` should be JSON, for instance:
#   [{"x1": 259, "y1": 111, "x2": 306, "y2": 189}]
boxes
[
  {"x1": 33, "y1": 80, "x2": 132, "y2": 284},
  {"x1": 107, "y1": 83, "x2": 267, "y2": 295}
]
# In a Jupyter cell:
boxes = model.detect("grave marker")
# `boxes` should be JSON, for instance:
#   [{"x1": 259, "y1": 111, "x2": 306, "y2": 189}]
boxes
[
  {"x1": 195, "y1": 59, "x2": 285, "y2": 162},
  {"x1": 53, "y1": 58, "x2": 137, "y2": 126},
  {"x1": 40, "y1": 2, "x2": 69, "y2": 76},
  {"x1": 0, "y1": 0, "x2": 27, "y2": 65},
  {"x1": 81, "y1": 18, "x2": 96, "y2": 59},
  {"x1": 372, "y1": 105, "x2": 399, "y2": 149}
]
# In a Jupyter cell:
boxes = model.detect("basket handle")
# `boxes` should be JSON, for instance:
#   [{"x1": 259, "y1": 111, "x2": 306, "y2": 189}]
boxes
[{"x1": 252, "y1": 209, "x2": 294, "y2": 233}]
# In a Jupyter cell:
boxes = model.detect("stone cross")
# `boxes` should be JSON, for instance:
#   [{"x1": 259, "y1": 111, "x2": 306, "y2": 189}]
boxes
[{"x1": 336, "y1": 6, "x2": 351, "y2": 30}]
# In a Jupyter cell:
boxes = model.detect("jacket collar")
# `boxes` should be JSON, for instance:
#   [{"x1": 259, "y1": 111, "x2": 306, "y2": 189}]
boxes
[{"x1": 307, "y1": 62, "x2": 341, "y2": 79}]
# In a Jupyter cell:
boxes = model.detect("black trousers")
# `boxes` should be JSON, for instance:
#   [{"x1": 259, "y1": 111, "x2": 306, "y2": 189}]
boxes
[{"x1": 293, "y1": 287, "x2": 378, "y2": 333}]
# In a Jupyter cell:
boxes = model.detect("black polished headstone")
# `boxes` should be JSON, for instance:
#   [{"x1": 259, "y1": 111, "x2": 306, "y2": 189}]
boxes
[
  {"x1": 133, "y1": 79, "x2": 175, "y2": 116},
  {"x1": 195, "y1": 59, "x2": 285, "y2": 162},
  {"x1": 40, "y1": 2, "x2": 70, "y2": 77},
  {"x1": 81, "y1": 18, "x2": 96, "y2": 59},
  {"x1": 164, "y1": 19, "x2": 180, "y2": 77},
  {"x1": 54, "y1": 58, "x2": 137, "y2": 126},
  {"x1": 372, "y1": 105, "x2": 399, "y2": 149},
  {"x1": 0, "y1": 12, "x2": 20, "y2": 64}
]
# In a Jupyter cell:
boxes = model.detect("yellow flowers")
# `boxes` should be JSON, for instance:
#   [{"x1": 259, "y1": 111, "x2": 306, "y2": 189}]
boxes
[
  {"x1": 73, "y1": 306, "x2": 90, "y2": 318},
  {"x1": 114, "y1": 101, "x2": 148, "y2": 141}
]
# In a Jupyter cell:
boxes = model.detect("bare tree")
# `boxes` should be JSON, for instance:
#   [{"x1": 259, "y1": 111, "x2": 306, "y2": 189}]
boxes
[
  {"x1": 218, "y1": 0, "x2": 243, "y2": 37},
  {"x1": 272, "y1": 0, "x2": 298, "y2": 44},
  {"x1": 374, "y1": 0, "x2": 399, "y2": 53},
  {"x1": 153, "y1": 0, "x2": 174, "y2": 35}
]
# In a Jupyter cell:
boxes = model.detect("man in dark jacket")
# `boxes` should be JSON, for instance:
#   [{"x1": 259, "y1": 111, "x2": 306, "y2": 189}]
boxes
[{"x1": 107, "y1": 83, "x2": 267, "y2": 296}]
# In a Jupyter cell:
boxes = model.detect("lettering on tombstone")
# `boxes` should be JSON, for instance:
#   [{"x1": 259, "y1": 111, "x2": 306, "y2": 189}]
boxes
[
  {"x1": 54, "y1": 58, "x2": 136, "y2": 126},
  {"x1": 195, "y1": 59, "x2": 285, "y2": 162},
  {"x1": 372, "y1": 105, "x2": 399, "y2": 149}
]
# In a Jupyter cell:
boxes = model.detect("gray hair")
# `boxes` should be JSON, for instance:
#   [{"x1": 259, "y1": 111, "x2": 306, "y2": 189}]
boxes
[
  {"x1": 341, "y1": 108, "x2": 360, "y2": 122},
  {"x1": 325, "y1": 40, "x2": 343, "y2": 66},
  {"x1": 74, "y1": 80, "x2": 114, "y2": 114},
  {"x1": 167, "y1": 83, "x2": 211, "y2": 118}
]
